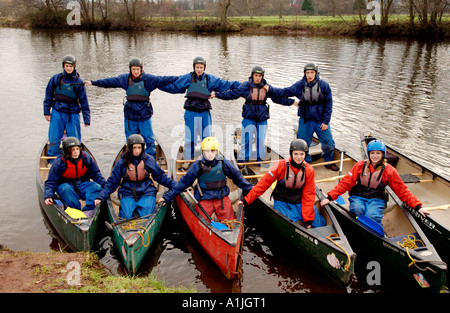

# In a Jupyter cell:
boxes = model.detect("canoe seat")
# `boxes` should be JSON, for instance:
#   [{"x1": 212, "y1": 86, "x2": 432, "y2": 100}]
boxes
[{"x1": 309, "y1": 225, "x2": 338, "y2": 238}]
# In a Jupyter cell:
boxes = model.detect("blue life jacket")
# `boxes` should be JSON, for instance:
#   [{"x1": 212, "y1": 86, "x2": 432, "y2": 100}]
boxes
[
  {"x1": 126, "y1": 76, "x2": 150, "y2": 102},
  {"x1": 184, "y1": 73, "x2": 211, "y2": 112},
  {"x1": 198, "y1": 160, "x2": 226, "y2": 191},
  {"x1": 54, "y1": 74, "x2": 78, "y2": 104}
]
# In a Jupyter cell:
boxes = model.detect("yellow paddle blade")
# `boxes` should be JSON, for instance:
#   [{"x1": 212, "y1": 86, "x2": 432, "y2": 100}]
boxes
[
  {"x1": 65, "y1": 207, "x2": 87, "y2": 219},
  {"x1": 270, "y1": 181, "x2": 277, "y2": 190}
]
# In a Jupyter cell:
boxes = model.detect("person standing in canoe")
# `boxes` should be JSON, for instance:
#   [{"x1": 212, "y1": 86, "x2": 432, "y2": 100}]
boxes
[
  {"x1": 240, "y1": 139, "x2": 326, "y2": 229},
  {"x1": 84, "y1": 58, "x2": 179, "y2": 158},
  {"x1": 43, "y1": 55, "x2": 91, "y2": 162},
  {"x1": 159, "y1": 57, "x2": 241, "y2": 160},
  {"x1": 320, "y1": 139, "x2": 430, "y2": 225},
  {"x1": 158, "y1": 137, "x2": 252, "y2": 222},
  {"x1": 94, "y1": 134, "x2": 176, "y2": 220},
  {"x1": 268, "y1": 63, "x2": 338, "y2": 171},
  {"x1": 44, "y1": 137, "x2": 106, "y2": 216},
  {"x1": 211, "y1": 66, "x2": 291, "y2": 163}
]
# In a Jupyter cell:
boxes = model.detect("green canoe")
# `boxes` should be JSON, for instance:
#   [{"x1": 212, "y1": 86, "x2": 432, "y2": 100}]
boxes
[
  {"x1": 315, "y1": 137, "x2": 447, "y2": 293},
  {"x1": 36, "y1": 139, "x2": 102, "y2": 252},
  {"x1": 105, "y1": 141, "x2": 171, "y2": 275},
  {"x1": 232, "y1": 130, "x2": 356, "y2": 287}
]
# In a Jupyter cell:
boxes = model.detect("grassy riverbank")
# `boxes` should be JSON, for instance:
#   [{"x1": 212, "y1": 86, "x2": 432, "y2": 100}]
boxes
[
  {"x1": 1, "y1": 15, "x2": 449, "y2": 38},
  {"x1": 0, "y1": 246, "x2": 195, "y2": 293}
]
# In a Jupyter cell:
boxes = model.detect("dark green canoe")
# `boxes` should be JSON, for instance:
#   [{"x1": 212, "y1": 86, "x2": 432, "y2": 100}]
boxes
[
  {"x1": 105, "y1": 142, "x2": 171, "y2": 275},
  {"x1": 232, "y1": 130, "x2": 356, "y2": 287},
  {"x1": 36, "y1": 139, "x2": 102, "y2": 252},
  {"x1": 360, "y1": 130, "x2": 450, "y2": 267},
  {"x1": 315, "y1": 138, "x2": 447, "y2": 293}
]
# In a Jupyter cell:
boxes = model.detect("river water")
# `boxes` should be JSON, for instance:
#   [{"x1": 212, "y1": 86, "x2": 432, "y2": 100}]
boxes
[{"x1": 0, "y1": 28, "x2": 448, "y2": 293}]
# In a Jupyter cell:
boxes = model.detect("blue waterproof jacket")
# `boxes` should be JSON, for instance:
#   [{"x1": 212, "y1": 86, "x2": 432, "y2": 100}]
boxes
[
  {"x1": 160, "y1": 72, "x2": 240, "y2": 112},
  {"x1": 272, "y1": 74, "x2": 333, "y2": 125},
  {"x1": 163, "y1": 156, "x2": 252, "y2": 203},
  {"x1": 44, "y1": 152, "x2": 106, "y2": 199},
  {"x1": 91, "y1": 71, "x2": 179, "y2": 121},
  {"x1": 215, "y1": 77, "x2": 291, "y2": 122},
  {"x1": 43, "y1": 70, "x2": 91, "y2": 125},
  {"x1": 96, "y1": 153, "x2": 176, "y2": 202}
]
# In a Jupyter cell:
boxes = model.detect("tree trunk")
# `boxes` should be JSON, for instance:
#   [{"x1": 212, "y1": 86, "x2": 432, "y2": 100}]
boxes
[{"x1": 218, "y1": 0, "x2": 231, "y2": 28}]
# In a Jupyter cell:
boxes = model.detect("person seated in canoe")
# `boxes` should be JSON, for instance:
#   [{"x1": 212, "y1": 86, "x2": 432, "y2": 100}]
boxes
[
  {"x1": 44, "y1": 137, "x2": 106, "y2": 216},
  {"x1": 211, "y1": 66, "x2": 293, "y2": 163},
  {"x1": 84, "y1": 58, "x2": 179, "y2": 159},
  {"x1": 94, "y1": 134, "x2": 176, "y2": 220},
  {"x1": 158, "y1": 137, "x2": 253, "y2": 222},
  {"x1": 240, "y1": 139, "x2": 326, "y2": 229},
  {"x1": 159, "y1": 57, "x2": 241, "y2": 160},
  {"x1": 320, "y1": 139, "x2": 430, "y2": 225}
]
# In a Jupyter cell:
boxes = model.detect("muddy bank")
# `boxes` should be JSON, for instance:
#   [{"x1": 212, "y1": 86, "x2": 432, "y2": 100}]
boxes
[{"x1": 0, "y1": 245, "x2": 194, "y2": 293}]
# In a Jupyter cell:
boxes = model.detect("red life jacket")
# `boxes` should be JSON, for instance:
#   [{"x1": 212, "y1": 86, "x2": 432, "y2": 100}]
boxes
[
  {"x1": 247, "y1": 87, "x2": 267, "y2": 105},
  {"x1": 62, "y1": 153, "x2": 87, "y2": 179},
  {"x1": 272, "y1": 159, "x2": 306, "y2": 204},
  {"x1": 124, "y1": 160, "x2": 150, "y2": 182},
  {"x1": 358, "y1": 160, "x2": 385, "y2": 189}
]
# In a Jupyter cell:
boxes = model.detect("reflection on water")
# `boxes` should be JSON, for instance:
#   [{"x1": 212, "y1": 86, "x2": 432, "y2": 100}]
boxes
[{"x1": 0, "y1": 28, "x2": 448, "y2": 293}]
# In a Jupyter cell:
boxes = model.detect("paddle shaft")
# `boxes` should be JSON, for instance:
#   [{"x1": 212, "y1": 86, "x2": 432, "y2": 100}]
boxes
[
  {"x1": 425, "y1": 204, "x2": 449, "y2": 211},
  {"x1": 186, "y1": 189, "x2": 213, "y2": 222}
]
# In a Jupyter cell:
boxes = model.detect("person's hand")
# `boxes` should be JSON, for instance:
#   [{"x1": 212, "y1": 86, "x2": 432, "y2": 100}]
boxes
[
  {"x1": 157, "y1": 198, "x2": 166, "y2": 205},
  {"x1": 320, "y1": 198, "x2": 330, "y2": 206},
  {"x1": 45, "y1": 115, "x2": 51, "y2": 122},
  {"x1": 418, "y1": 207, "x2": 430, "y2": 217},
  {"x1": 209, "y1": 91, "x2": 216, "y2": 98},
  {"x1": 45, "y1": 198, "x2": 53, "y2": 206},
  {"x1": 263, "y1": 84, "x2": 269, "y2": 92},
  {"x1": 84, "y1": 80, "x2": 92, "y2": 86},
  {"x1": 320, "y1": 123, "x2": 328, "y2": 131},
  {"x1": 94, "y1": 199, "x2": 101, "y2": 206},
  {"x1": 293, "y1": 100, "x2": 300, "y2": 108},
  {"x1": 238, "y1": 200, "x2": 243, "y2": 206}
]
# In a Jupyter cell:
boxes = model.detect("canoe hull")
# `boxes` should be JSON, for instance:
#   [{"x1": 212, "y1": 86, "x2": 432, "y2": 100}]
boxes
[
  {"x1": 36, "y1": 140, "x2": 101, "y2": 252},
  {"x1": 107, "y1": 198, "x2": 168, "y2": 275},
  {"x1": 249, "y1": 196, "x2": 356, "y2": 287},
  {"x1": 331, "y1": 203, "x2": 446, "y2": 292},
  {"x1": 175, "y1": 193, "x2": 244, "y2": 280},
  {"x1": 105, "y1": 141, "x2": 171, "y2": 275}
]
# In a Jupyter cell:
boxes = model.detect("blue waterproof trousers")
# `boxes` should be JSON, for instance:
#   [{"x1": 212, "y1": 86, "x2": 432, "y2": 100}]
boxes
[
  {"x1": 119, "y1": 195, "x2": 156, "y2": 220},
  {"x1": 47, "y1": 110, "x2": 81, "y2": 158},
  {"x1": 297, "y1": 118, "x2": 335, "y2": 163},
  {"x1": 124, "y1": 117, "x2": 156, "y2": 158},
  {"x1": 57, "y1": 181, "x2": 102, "y2": 211},
  {"x1": 349, "y1": 195, "x2": 385, "y2": 225},
  {"x1": 184, "y1": 110, "x2": 212, "y2": 160},
  {"x1": 239, "y1": 118, "x2": 268, "y2": 162},
  {"x1": 274, "y1": 200, "x2": 326, "y2": 228}
]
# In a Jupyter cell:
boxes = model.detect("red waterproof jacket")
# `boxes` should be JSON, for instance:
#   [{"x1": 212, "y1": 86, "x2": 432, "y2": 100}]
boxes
[
  {"x1": 244, "y1": 159, "x2": 316, "y2": 223},
  {"x1": 327, "y1": 160, "x2": 422, "y2": 209}
]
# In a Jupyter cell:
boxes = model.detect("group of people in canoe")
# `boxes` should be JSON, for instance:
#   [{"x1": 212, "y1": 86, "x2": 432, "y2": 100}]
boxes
[{"x1": 43, "y1": 54, "x2": 428, "y2": 229}]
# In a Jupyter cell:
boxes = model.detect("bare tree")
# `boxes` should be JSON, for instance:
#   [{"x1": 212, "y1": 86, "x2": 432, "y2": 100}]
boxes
[{"x1": 218, "y1": 0, "x2": 232, "y2": 27}]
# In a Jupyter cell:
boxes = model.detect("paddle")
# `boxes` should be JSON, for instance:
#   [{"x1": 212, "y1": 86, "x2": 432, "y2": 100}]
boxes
[
  {"x1": 185, "y1": 189, "x2": 229, "y2": 230},
  {"x1": 425, "y1": 204, "x2": 449, "y2": 211},
  {"x1": 356, "y1": 215, "x2": 385, "y2": 237}
]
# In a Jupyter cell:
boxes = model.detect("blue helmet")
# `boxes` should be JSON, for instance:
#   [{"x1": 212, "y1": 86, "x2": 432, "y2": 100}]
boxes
[{"x1": 367, "y1": 139, "x2": 386, "y2": 156}]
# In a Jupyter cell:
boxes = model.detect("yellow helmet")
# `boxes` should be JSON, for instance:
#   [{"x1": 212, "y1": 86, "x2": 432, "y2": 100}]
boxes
[{"x1": 201, "y1": 137, "x2": 219, "y2": 152}]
